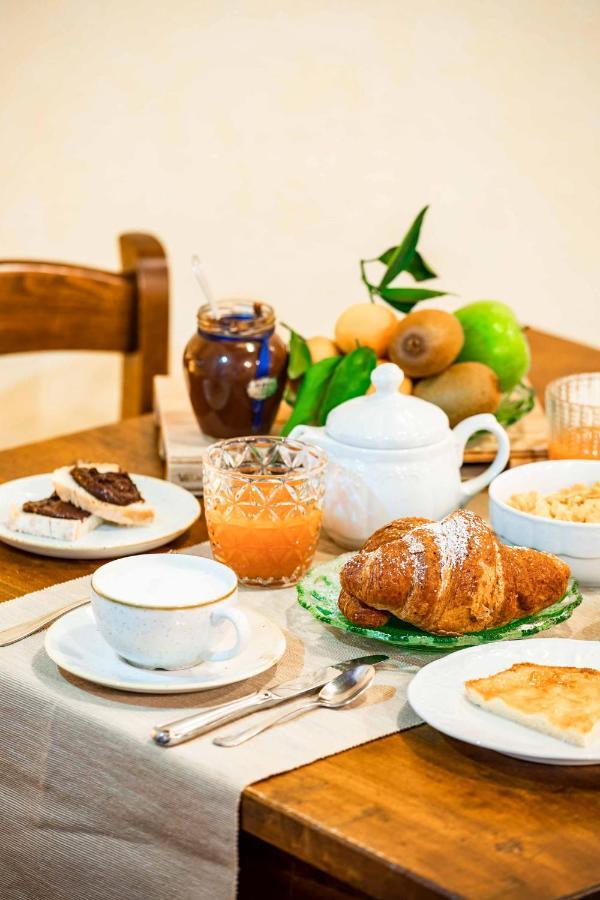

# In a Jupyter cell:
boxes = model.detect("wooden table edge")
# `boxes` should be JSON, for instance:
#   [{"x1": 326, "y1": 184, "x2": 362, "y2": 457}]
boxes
[{"x1": 241, "y1": 743, "x2": 453, "y2": 900}]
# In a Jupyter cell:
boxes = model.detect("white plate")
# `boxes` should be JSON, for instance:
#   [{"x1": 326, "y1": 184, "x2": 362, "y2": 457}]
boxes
[
  {"x1": 0, "y1": 473, "x2": 200, "y2": 559},
  {"x1": 408, "y1": 639, "x2": 600, "y2": 765},
  {"x1": 45, "y1": 604, "x2": 286, "y2": 693}
]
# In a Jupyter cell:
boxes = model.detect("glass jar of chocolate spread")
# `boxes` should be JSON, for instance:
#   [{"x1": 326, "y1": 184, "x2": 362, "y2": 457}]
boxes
[{"x1": 183, "y1": 300, "x2": 288, "y2": 439}]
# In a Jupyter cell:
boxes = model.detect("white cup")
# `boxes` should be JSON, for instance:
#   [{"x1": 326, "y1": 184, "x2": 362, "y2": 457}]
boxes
[{"x1": 90, "y1": 553, "x2": 249, "y2": 670}]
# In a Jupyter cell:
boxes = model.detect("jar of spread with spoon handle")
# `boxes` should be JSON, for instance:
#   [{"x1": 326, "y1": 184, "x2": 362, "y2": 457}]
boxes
[{"x1": 183, "y1": 300, "x2": 288, "y2": 439}]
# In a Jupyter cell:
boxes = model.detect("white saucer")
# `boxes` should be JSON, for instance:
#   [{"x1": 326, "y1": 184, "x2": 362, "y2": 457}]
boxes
[
  {"x1": 0, "y1": 473, "x2": 200, "y2": 559},
  {"x1": 45, "y1": 604, "x2": 286, "y2": 693},
  {"x1": 408, "y1": 639, "x2": 600, "y2": 766}
]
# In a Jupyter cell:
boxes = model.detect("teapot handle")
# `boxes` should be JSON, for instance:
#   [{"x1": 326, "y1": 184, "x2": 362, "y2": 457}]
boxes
[{"x1": 453, "y1": 414, "x2": 510, "y2": 503}]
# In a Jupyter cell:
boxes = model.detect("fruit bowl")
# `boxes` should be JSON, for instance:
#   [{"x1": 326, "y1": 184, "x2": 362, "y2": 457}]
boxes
[{"x1": 297, "y1": 554, "x2": 583, "y2": 651}]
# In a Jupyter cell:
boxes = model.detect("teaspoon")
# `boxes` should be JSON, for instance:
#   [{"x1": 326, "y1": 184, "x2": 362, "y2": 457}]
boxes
[{"x1": 213, "y1": 663, "x2": 375, "y2": 748}]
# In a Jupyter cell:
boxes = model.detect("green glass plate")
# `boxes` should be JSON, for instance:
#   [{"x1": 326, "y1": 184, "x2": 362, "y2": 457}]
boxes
[{"x1": 297, "y1": 554, "x2": 583, "y2": 652}]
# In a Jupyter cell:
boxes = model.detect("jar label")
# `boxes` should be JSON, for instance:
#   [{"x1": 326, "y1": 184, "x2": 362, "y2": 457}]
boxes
[{"x1": 247, "y1": 377, "x2": 278, "y2": 401}]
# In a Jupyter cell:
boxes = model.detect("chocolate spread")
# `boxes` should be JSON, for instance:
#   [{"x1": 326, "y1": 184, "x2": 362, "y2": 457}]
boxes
[
  {"x1": 70, "y1": 467, "x2": 143, "y2": 506},
  {"x1": 183, "y1": 301, "x2": 287, "y2": 439},
  {"x1": 23, "y1": 493, "x2": 90, "y2": 520}
]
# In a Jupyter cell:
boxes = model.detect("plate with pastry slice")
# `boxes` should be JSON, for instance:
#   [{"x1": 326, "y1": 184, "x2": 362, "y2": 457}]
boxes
[
  {"x1": 297, "y1": 510, "x2": 583, "y2": 650},
  {"x1": 407, "y1": 638, "x2": 600, "y2": 765},
  {"x1": 0, "y1": 463, "x2": 200, "y2": 559}
]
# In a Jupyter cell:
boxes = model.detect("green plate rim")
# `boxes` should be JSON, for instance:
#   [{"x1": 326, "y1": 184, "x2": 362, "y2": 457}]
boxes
[{"x1": 297, "y1": 555, "x2": 583, "y2": 652}]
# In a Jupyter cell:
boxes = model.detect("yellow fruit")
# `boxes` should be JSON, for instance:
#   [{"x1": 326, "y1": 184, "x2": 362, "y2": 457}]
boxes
[
  {"x1": 306, "y1": 336, "x2": 340, "y2": 363},
  {"x1": 399, "y1": 374, "x2": 412, "y2": 396},
  {"x1": 334, "y1": 303, "x2": 397, "y2": 356},
  {"x1": 368, "y1": 359, "x2": 412, "y2": 395}
]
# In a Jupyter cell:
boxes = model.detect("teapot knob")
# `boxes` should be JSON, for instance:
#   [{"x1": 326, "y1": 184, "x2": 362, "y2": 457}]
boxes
[{"x1": 370, "y1": 362, "x2": 405, "y2": 395}]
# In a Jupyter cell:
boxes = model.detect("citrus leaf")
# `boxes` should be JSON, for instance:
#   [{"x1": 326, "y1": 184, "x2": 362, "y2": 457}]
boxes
[
  {"x1": 283, "y1": 324, "x2": 312, "y2": 380},
  {"x1": 379, "y1": 206, "x2": 429, "y2": 289},
  {"x1": 377, "y1": 249, "x2": 435, "y2": 283},
  {"x1": 377, "y1": 286, "x2": 448, "y2": 313},
  {"x1": 406, "y1": 251, "x2": 437, "y2": 282},
  {"x1": 378, "y1": 286, "x2": 448, "y2": 301},
  {"x1": 284, "y1": 383, "x2": 298, "y2": 407},
  {"x1": 377, "y1": 246, "x2": 395, "y2": 266}
]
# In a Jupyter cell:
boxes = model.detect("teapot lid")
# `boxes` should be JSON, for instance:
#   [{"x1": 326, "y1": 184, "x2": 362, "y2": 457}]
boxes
[{"x1": 325, "y1": 363, "x2": 449, "y2": 450}]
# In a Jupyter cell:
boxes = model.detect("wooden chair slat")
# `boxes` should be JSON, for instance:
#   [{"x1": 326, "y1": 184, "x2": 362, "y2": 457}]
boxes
[
  {"x1": 0, "y1": 265, "x2": 136, "y2": 354},
  {"x1": 0, "y1": 234, "x2": 169, "y2": 416}
]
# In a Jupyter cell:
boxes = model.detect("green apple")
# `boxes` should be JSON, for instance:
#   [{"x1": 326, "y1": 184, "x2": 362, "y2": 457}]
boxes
[{"x1": 454, "y1": 301, "x2": 530, "y2": 393}]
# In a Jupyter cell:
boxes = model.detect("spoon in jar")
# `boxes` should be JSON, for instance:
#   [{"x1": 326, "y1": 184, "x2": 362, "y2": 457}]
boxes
[
  {"x1": 191, "y1": 254, "x2": 219, "y2": 319},
  {"x1": 213, "y1": 664, "x2": 375, "y2": 748}
]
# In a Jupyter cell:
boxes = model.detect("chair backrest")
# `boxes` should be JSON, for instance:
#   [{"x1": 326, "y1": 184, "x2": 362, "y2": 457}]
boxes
[{"x1": 0, "y1": 233, "x2": 169, "y2": 417}]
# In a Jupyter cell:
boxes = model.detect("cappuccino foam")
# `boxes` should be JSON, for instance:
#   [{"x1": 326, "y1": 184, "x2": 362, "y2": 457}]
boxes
[{"x1": 94, "y1": 555, "x2": 232, "y2": 607}]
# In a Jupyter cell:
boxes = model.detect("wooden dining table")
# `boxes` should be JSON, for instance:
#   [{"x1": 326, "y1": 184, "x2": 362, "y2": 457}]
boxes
[{"x1": 1, "y1": 328, "x2": 599, "y2": 900}]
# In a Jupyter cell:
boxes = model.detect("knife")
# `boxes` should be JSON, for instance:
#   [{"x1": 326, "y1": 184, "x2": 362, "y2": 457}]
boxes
[{"x1": 151, "y1": 653, "x2": 389, "y2": 747}]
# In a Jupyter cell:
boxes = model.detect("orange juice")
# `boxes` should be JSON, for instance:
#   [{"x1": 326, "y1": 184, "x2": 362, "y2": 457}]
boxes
[
  {"x1": 203, "y1": 436, "x2": 327, "y2": 586},
  {"x1": 546, "y1": 374, "x2": 600, "y2": 461},
  {"x1": 206, "y1": 502, "x2": 322, "y2": 585},
  {"x1": 548, "y1": 426, "x2": 600, "y2": 460}
]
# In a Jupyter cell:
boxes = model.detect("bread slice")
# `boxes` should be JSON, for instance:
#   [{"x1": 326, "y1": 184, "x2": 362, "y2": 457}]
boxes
[
  {"x1": 52, "y1": 463, "x2": 154, "y2": 526},
  {"x1": 7, "y1": 504, "x2": 101, "y2": 541},
  {"x1": 465, "y1": 662, "x2": 600, "y2": 747}
]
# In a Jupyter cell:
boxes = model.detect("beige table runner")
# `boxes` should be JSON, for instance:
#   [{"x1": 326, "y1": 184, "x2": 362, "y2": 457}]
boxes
[
  {"x1": 0, "y1": 534, "x2": 598, "y2": 900},
  {"x1": 0, "y1": 538, "x2": 423, "y2": 900}
]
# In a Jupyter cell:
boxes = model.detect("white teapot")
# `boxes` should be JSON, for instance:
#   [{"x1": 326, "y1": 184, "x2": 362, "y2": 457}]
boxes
[{"x1": 290, "y1": 363, "x2": 510, "y2": 549}]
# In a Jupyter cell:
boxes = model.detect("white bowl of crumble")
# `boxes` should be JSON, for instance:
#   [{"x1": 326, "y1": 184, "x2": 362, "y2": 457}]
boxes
[{"x1": 489, "y1": 460, "x2": 600, "y2": 586}]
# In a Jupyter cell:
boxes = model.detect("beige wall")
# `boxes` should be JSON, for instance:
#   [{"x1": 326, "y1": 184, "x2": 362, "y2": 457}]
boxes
[{"x1": 1, "y1": 0, "x2": 598, "y2": 448}]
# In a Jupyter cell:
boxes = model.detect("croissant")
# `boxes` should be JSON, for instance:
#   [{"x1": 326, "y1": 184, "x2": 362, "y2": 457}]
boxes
[{"x1": 338, "y1": 509, "x2": 570, "y2": 635}]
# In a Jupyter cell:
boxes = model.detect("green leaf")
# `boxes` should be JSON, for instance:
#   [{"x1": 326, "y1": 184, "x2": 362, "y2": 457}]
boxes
[
  {"x1": 379, "y1": 206, "x2": 429, "y2": 289},
  {"x1": 377, "y1": 249, "x2": 435, "y2": 283},
  {"x1": 377, "y1": 286, "x2": 448, "y2": 313},
  {"x1": 406, "y1": 252, "x2": 437, "y2": 282},
  {"x1": 377, "y1": 246, "x2": 395, "y2": 266},
  {"x1": 283, "y1": 324, "x2": 312, "y2": 380},
  {"x1": 283, "y1": 383, "x2": 298, "y2": 407},
  {"x1": 378, "y1": 286, "x2": 448, "y2": 301},
  {"x1": 318, "y1": 346, "x2": 377, "y2": 424}
]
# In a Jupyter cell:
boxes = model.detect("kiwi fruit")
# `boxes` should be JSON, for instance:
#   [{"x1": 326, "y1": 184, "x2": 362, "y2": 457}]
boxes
[
  {"x1": 388, "y1": 309, "x2": 464, "y2": 378},
  {"x1": 413, "y1": 362, "x2": 501, "y2": 427}
]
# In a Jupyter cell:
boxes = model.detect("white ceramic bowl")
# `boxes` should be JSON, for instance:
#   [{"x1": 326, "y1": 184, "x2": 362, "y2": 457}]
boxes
[{"x1": 489, "y1": 460, "x2": 600, "y2": 587}]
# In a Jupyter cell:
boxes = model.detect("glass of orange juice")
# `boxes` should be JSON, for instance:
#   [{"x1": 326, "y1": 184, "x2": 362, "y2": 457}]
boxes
[
  {"x1": 547, "y1": 373, "x2": 600, "y2": 460},
  {"x1": 203, "y1": 436, "x2": 327, "y2": 586}
]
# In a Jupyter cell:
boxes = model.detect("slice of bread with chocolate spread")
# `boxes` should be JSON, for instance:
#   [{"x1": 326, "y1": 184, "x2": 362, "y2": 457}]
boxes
[
  {"x1": 53, "y1": 462, "x2": 154, "y2": 526},
  {"x1": 7, "y1": 493, "x2": 102, "y2": 541}
]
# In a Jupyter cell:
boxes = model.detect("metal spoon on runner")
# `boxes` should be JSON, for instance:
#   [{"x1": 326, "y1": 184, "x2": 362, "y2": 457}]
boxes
[{"x1": 213, "y1": 663, "x2": 375, "y2": 748}]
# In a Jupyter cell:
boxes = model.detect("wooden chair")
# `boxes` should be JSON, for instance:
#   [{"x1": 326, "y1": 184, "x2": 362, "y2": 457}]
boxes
[{"x1": 0, "y1": 233, "x2": 169, "y2": 417}]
